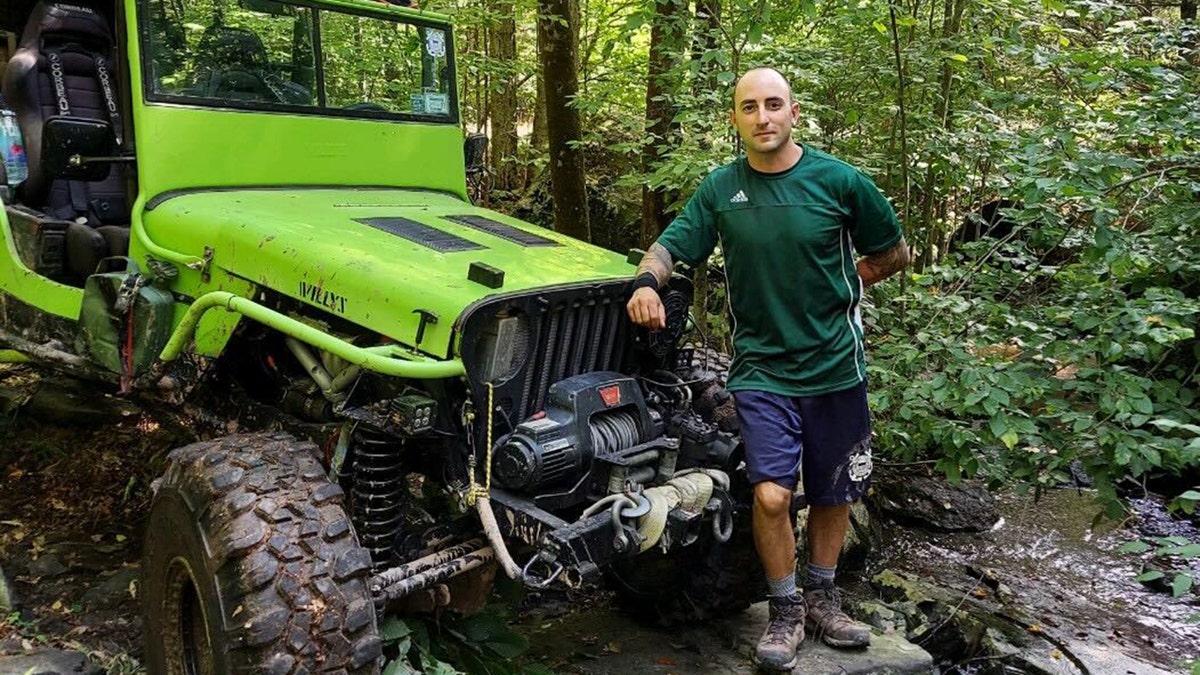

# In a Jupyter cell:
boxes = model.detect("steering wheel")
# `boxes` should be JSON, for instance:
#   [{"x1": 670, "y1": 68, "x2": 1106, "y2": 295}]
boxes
[{"x1": 203, "y1": 68, "x2": 278, "y2": 102}]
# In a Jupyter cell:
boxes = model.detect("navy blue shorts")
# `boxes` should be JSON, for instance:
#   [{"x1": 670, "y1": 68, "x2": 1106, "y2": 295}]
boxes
[{"x1": 733, "y1": 382, "x2": 873, "y2": 505}]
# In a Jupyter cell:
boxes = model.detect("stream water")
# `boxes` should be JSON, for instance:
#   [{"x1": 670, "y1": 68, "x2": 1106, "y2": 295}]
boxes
[{"x1": 868, "y1": 487, "x2": 1200, "y2": 673}]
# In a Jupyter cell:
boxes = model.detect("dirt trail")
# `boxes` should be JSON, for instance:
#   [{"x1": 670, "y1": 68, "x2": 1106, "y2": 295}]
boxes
[{"x1": 0, "y1": 369, "x2": 194, "y2": 673}]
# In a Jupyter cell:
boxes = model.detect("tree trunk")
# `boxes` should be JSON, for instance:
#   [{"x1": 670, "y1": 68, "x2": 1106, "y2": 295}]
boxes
[
  {"x1": 688, "y1": 1, "x2": 721, "y2": 340},
  {"x1": 489, "y1": 0, "x2": 520, "y2": 193},
  {"x1": 640, "y1": 0, "x2": 688, "y2": 248},
  {"x1": 919, "y1": 0, "x2": 966, "y2": 268},
  {"x1": 536, "y1": 0, "x2": 591, "y2": 241},
  {"x1": 690, "y1": 0, "x2": 721, "y2": 95},
  {"x1": 1183, "y1": 0, "x2": 1196, "y2": 21}
]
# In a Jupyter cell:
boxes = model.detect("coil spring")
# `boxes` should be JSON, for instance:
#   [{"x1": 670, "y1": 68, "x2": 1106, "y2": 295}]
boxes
[
  {"x1": 590, "y1": 410, "x2": 640, "y2": 456},
  {"x1": 350, "y1": 431, "x2": 404, "y2": 565}
]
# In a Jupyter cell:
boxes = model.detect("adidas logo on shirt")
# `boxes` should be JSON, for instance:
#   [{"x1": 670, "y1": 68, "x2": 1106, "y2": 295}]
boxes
[{"x1": 730, "y1": 190, "x2": 749, "y2": 203}]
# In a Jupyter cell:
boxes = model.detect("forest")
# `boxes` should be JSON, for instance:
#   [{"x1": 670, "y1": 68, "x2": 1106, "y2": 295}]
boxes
[{"x1": 423, "y1": 0, "x2": 1198, "y2": 533}]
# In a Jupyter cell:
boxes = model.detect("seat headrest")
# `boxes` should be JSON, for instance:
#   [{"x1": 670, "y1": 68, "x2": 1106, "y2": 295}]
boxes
[
  {"x1": 20, "y1": 2, "x2": 113, "y2": 52},
  {"x1": 196, "y1": 26, "x2": 269, "y2": 70}
]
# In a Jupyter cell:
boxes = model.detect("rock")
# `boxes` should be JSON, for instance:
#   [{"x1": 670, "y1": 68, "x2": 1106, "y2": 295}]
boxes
[
  {"x1": 854, "y1": 600, "x2": 906, "y2": 634},
  {"x1": 872, "y1": 475, "x2": 999, "y2": 531},
  {"x1": 0, "y1": 564, "x2": 16, "y2": 613},
  {"x1": 0, "y1": 648, "x2": 100, "y2": 674},
  {"x1": 526, "y1": 600, "x2": 932, "y2": 674},
  {"x1": 796, "y1": 501, "x2": 872, "y2": 567},
  {"x1": 734, "y1": 602, "x2": 934, "y2": 674},
  {"x1": 26, "y1": 554, "x2": 66, "y2": 579},
  {"x1": 81, "y1": 565, "x2": 139, "y2": 610},
  {"x1": 25, "y1": 379, "x2": 140, "y2": 427}
]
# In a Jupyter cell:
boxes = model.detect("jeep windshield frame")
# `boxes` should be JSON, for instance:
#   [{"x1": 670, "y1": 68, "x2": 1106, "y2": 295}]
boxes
[{"x1": 136, "y1": 0, "x2": 458, "y2": 124}]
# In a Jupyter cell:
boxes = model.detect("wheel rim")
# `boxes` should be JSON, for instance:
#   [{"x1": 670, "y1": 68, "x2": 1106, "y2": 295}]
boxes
[{"x1": 163, "y1": 559, "x2": 215, "y2": 675}]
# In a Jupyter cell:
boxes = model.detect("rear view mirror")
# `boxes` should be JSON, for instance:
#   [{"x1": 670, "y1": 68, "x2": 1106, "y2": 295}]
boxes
[
  {"x1": 42, "y1": 116, "x2": 115, "y2": 181},
  {"x1": 464, "y1": 133, "x2": 487, "y2": 173}
]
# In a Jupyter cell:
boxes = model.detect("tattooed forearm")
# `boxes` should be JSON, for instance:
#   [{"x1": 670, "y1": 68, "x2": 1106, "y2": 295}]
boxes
[
  {"x1": 857, "y1": 237, "x2": 910, "y2": 287},
  {"x1": 636, "y1": 243, "x2": 675, "y2": 287}
]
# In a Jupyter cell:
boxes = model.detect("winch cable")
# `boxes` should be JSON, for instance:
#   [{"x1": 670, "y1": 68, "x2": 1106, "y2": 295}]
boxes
[{"x1": 470, "y1": 382, "x2": 522, "y2": 579}]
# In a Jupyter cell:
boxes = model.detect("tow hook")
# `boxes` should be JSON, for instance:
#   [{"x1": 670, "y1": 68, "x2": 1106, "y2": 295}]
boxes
[{"x1": 521, "y1": 551, "x2": 563, "y2": 589}]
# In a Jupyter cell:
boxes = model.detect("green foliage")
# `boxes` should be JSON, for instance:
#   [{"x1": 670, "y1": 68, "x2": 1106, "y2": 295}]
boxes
[
  {"x1": 1120, "y1": 533, "x2": 1199, "y2": 598},
  {"x1": 434, "y1": 0, "x2": 1200, "y2": 500},
  {"x1": 379, "y1": 604, "x2": 546, "y2": 675}
]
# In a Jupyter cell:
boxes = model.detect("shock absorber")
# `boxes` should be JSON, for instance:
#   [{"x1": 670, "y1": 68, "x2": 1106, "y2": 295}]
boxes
[{"x1": 350, "y1": 430, "x2": 405, "y2": 565}]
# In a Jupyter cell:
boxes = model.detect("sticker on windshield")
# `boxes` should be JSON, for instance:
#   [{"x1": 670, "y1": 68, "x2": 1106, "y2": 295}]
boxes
[
  {"x1": 411, "y1": 93, "x2": 449, "y2": 115},
  {"x1": 425, "y1": 29, "x2": 446, "y2": 58}
]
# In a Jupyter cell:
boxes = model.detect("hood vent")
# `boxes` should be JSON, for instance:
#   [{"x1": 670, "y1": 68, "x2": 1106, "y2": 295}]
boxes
[
  {"x1": 443, "y1": 215, "x2": 560, "y2": 247},
  {"x1": 354, "y1": 216, "x2": 485, "y2": 253}
]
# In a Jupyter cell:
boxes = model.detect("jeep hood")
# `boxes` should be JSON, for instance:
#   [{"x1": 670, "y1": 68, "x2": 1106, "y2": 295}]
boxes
[{"x1": 141, "y1": 188, "x2": 634, "y2": 358}]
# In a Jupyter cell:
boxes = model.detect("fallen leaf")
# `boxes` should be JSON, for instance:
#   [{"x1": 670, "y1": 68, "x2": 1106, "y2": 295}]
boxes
[
  {"x1": 655, "y1": 657, "x2": 677, "y2": 666},
  {"x1": 1028, "y1": 624, "x2": 1043, "y2": 634},
  {"x1": 970, "y1": 587, "x2": 989, "y2": 598},
  {"x1": 603, "y1": 642, "x2": 621, "y2": 654},
  {"x1": 1050, "y1": 649, "x2": 1062, "y2": 659}
]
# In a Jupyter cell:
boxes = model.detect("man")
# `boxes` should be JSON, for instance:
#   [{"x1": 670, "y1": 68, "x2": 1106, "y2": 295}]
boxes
[{"x1": 626, "y1": 67, "x2": 909, "y2": 671}]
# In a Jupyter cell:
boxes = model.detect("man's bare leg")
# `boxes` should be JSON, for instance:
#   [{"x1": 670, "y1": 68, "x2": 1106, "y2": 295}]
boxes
[
  {"x1": 752, "y1": 481, "x2": 805, "y2": 671},
  {"x1": 807, "y1": 504, "x2": 850, "y2": 567},
  {"x1": 753, "y1": 481, "x2": 796, "y2": 579},
  {"x1": 804, "y1": 503, "x2": 870, "y2": 648}
]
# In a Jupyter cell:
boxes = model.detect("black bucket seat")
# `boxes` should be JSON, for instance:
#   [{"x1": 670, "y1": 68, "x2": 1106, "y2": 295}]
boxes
[{"x1": 2, "y1": 1, "x2": 130, "y2": 281}]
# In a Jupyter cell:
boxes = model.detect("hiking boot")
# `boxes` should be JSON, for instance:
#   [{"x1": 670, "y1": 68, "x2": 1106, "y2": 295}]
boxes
[
  {"x1": 804, "y1": 584, "x2": 871, "y2": 648},
  {"x1": 755, "y1": 594, "x2": 806, "y2": 671}
]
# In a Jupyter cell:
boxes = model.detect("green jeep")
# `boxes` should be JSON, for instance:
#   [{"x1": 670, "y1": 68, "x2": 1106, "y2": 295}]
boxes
[{"x1": 0, "y1": 0, "x2": 761, "y2": 671}]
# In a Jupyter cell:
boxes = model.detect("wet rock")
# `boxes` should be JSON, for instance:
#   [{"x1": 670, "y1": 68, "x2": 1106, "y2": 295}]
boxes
[
  {"x1": 1068, "y1": 459, "x2": 1094, "y2": 488},
  {"x1": 872, "y1": 475, "x2": 999, "y2": 531},
  {"x1": 525, "y1": 601, "x2": 933, "y2": 674},
  {"x1": 26, "y1": 554, "x2": 66, "y2": 579},
  {"x1": 81, "y1": 565, "x2": 138, "y2": 610},
  {"x1": 0, "y1": 564, "x2": 16, "y2": 613},
  {"x1": 0, "y1": 647, "x2": 100, "y2": 674},
  {"x1": 855, "y1": 599, "x2": 911, "y2": 635}
]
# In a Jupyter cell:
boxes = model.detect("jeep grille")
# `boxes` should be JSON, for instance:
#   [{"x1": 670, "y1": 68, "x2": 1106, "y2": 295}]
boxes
[{"x1": 459, "y1": 281, "x2": 632, "y2": 431}]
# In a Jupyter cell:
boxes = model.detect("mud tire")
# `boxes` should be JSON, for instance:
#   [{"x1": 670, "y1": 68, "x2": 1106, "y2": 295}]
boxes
[{"x1": 142, "y1": 432, "x2": 381, "y2": 675}]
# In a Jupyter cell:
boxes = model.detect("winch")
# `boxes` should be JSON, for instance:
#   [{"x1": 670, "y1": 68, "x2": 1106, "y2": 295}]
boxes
[{"x1": 492, "y1": 372, "x2": 663, "y2": 494}]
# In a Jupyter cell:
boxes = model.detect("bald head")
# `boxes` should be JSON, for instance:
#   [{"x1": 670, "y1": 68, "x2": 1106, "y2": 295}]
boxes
[
  {"x1": 729, "y1": 66, "x2": 800, "y2": 168},
  {"x1": 733, "y1": 67, "x2": 792, "y2": 108}
]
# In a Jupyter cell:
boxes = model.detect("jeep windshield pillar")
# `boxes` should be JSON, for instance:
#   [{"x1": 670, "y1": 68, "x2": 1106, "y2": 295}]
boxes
[{"x1": 0, "y1": 0, "x2": 762, "y2": 671}]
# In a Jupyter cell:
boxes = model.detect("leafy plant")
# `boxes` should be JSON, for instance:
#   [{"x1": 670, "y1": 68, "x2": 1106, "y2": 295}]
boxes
[
  {"x1": 378, "y1": 604, "x2": 551, "y2": 675},
  {"x1": 1119, "y1": 535, "x2": 1199, "y2": 598}
]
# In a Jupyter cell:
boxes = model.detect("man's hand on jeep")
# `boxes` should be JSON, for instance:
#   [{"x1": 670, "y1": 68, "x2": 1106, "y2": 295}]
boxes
[{"x1": 627, "y1": 287, "x2": 666, "y2": 330}]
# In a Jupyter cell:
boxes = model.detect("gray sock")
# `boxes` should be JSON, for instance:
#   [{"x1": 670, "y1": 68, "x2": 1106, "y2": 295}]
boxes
[
  {"x1": 804, "y1": 562, "x2": 837, "y2": 590},
  {"x1": 766, "y1": 572, "x2": 798, "y2": 599}
]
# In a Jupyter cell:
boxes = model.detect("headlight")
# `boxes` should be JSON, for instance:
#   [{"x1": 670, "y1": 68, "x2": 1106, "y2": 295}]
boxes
[{"x1": 474, "y1": 309, "x2": 530, "y2": 384}]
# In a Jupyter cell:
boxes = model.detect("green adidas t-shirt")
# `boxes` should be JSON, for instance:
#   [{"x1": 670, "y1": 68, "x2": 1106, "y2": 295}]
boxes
[{"x1": 657, "y1": 145, "x2": 902, "y2": 396}]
